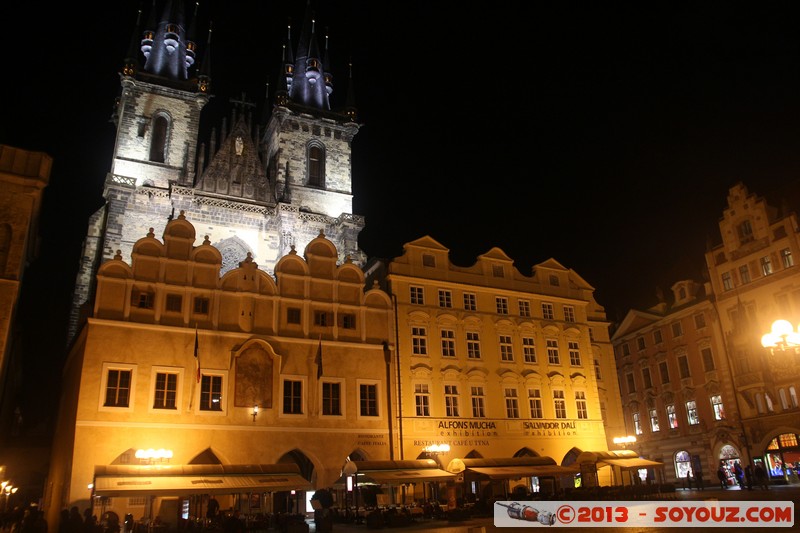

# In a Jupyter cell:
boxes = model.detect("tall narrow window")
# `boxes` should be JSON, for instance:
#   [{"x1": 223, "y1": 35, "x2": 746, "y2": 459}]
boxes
[
  {"x1": 553, "y1": 390, "x2": 567, "y2": 419},
  {"x1": 546, "y1": 339, "x2": 560, "y2": 365},
  {"x1": 633, "y1": 412, "x2": 642, "y2": 435},
  {"x1": 466, "y1": 332, "x2": 481, "y2": 359},
  {"x1": 153, "y1": 372, "x2": 177, "y2": 410},
  {"x1": 282, "y1": 379, "x2": 303, "y2": 414},
  {"x1": 415, "y1": 384, "x2": 430, "y2": 416},
  {"x1": 710, "y1": 395, "x2": 725, "y2": 420},
  {"x1": 781, "y1": 248, "x2": 794, "y2": 268},
  {"x1": 471, "y1": 386, "x2": 485, "y2": 418},
  {"x1": 626, "y1": 373, "x2": 636, "y2": 393},
  {"x1": 522, "y1": 336, "x2": 536, "y2": 363},
  {"x1": 200, "y1": 374, "x2": 223, "y2": 411},
  {"x1": 722, "y1": 272, "x2": 733, "y2": 291},
  {"x1": 322, "y1": 382, "x2": 341, "y2": 415},
  {"x1": 761, "y1": 256, "x2": 773, "y2": 276},
  {"x1": 642, "y1": 368, "x2": 653, "y2": 389},
  {"x1": 105, "y1": 369, "x2": 132, "y2": 407},
  {"x1": 686, "y1": 400, "x2": 699, "y2": 425},
  {"x1": 307, "y1": 144, "x2": 324, "y2": 187},
  {"x1": 150, "y1": 115, "x2": 168, "y2": 163},
  {"x1": 359, "y1": 383, "x2": 378, "y2": 416},
  {"x1": 499, "y1": 335, "x2": 514, "y2": 362},
  {"x1": 649, "y1": 408, "x2": 660, "y2": 432},
  {"x1": 528, "y1": 389, "x2": 543, "y2": 418},
  {"x1": 701, "y1": 347, "x2": 716, "y2": 372},
  {"x1": 441, "y1": 329, "x2": 456, "y2": 357},
  {"x1": 667, "y1": 404, "x2": 678, "y2": 428},
  {"x1": 411, "y1": 327, "x2": 427, "y2": 355},
  {"x1": 568, "y1": 341, "x2": 581, "y2": 366},
  {"x1": 678, "y1": 355, "x2": 691, "y2": 379},
  {"x1": 444, "y1": 385, "x2": 459, "y2": 417},
  {"x1": 575, "y1": 391, "x2": 588, "y2": 419},
  {"x1": 594, "y1": 359, "x2": 602, "y2": 380},
  {"x1": 739, "y1": 265, "x2": 751, "y2": 284},
  {"x1": 504, "y1": 388, "x2": 520, "y2": 418},
  {"x1": 659, "y1": 361, "x2": 670, "y2": 384}
]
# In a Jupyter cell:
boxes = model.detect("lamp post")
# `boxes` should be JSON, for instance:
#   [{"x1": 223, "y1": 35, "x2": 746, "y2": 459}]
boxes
[{"x1": 342, "y1": 461, "x2": 359, "y2": 523}]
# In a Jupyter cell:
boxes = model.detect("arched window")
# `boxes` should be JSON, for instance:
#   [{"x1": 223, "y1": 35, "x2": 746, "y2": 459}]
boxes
[
  {"x1": 150, "y1": 115, "x2": 169, "y2": 163},
  {"x1": 307, "y1": 144, "x2": 325, "y2": 187},
  {"x1": 675, "y1": 450, "x2": 691, "y2": 479}
]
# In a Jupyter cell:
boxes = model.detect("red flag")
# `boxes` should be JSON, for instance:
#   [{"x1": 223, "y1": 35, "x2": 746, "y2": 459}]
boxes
[
  {"x1": 194, "y1": 327, "x2": 200, "y2": 383},
  {"x1": 315, "y1": 336, "x2": 323, "y2": 379}
]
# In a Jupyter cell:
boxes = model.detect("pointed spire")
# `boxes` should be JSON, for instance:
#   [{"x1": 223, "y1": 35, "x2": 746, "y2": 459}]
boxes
[
  {"x1": 322, "y1": 27, "x2": 333, "y2": 97},
  {"x1": 184, "y1": 1, "x2": 200, "y2": 72},
  {"x1": 198, "y1": 21, "x2": 212, "y2": 93},
  {"x1": 141, "y1": 0, "x2": 193, "y2": 81},
  {"x1": 123, "y1": 3, "x2": 144, "y2": 77},
  {"x1": 344, "y1": 59, "x2": 357, "y2": 121}
]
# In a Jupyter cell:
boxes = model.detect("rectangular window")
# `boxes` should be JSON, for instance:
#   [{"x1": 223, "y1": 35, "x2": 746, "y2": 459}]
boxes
[
  {"x1": 636, "y1": 336, "x2": 646, "y2": 350},
  {"x1": 653, "y1": 329, "x2": 663, "y2": 344},
  {"x1": 541, "y1": 302, "x2": 555, "y2": 320},
  {"x1": 667, "y1": 404, "x2": 678, "y2": 429},
  {"x1": 739, "y1": 265, "x2": 751, "y2": 284},
  {"x1": 165, "y1": 294, "x2": 182, "y2": 312},
  {"x1": 339, "y1": 313, "x2": 356, "y2": 329},
  {"x1": 441, "y1": 329, "x2": 456, "y2": 357},
  {"x1": 422, "y1": 253, "x2": 436, "y2": 267},
  {"x1": 761, "y1": 256, "x2": 773, "y2": 276},
  {"x1": 518, "y1": 300, "x2": 531, "y2": 317},
  {"x1": 463, "y1": 293, "x2": 477, "y2": 311},
  {"x1": 287, "y1": 307, "x2": 301, "y2": 324},
  {"x1": 678, "y1": 355, "x2": 691, "y2": 379},
  {"x1": 466, "y1": 332, "x2": 481, "y2": 359},
  {"x1": 622, "y1": 344, "x2": 631, "y2": 356},
  {"x1": 546, "y1": 339, "x2": 560, "y2": 365},
  {"x1": 738, "y1": 220, "x2": 754, "y2": 243},
  {"x1": 492, "y1": 265, "x2": 504, "y2": 278},
  {"x1": 568, "y1": 341, "x2": 581, "y2": 366},
  {"x1": 672, "y1": 321, "x2": 683, "y2": 338},
  {"x1": 781, "y1": 248, "x2": 794, "y2": 268},
  {"x1": 553, "y1": 390, "x2": 567, "y2": 419},
  {"x1": 711, "y1": 395, "x2": 725, "y2": 420},
  {"x1": 722, "y1": 272, "x2": 733, "y2": 291},
  {"x1": 314, "y1": 311, "x2": 332, "y2": 327},
  {"x1": 686, "y1": 400, "x2": 699, "y2": 425},
  {"x1": 415, "y1": 384, "x2": 430, "y2": 416},
  {"x1": 360, "y1": 383, "x2": 378, "y2": 416},
  {"x1": 504, "y1": 388, "x2": 520, "y2": 418},
  {"x1": 282, "y1": 379, "x2": 303, "y2": 414},
  {"x1": 105, "y1": 369, "x2": 132, "y2": 407},
  {"x1": 528, "y1": 389, "x2": 543, "y2": 418},
  {"x1": 659, "y1": 361, "x2": 670, "y2": 384},
  {"x1": 594, "y1": 359, "x2": 602, "y2": 380},
  {"x1": 563, "y1": 305, "x2": 576, "y2": 323},
  {"x1": 444, "y1": 385, "x2": 459, "y2": 417},
  {"x1": 411, "y1": 327, "x2": 428, "y2": 355},
  {"x1": 626, "y1": 372, "x2": 636, "y2": 393},
  {"x1": 153, "y1": 372, "x2": 177, "y2": 410},
  {"x1": 499, "y1": 335, "x2": 514, "y2": 361},
  {"x1": 650, "y1": 408, "x2": 660, "y2": 432},
  {"x1": 410, "y1": 286, "x2": 424, "y2": 305},
  {"x1": 522, "y1": 336, "x2": 536, "y2": 363},
  {"x1": 701, "y1": 347, "x2": 715, "y2": 372},
  {"x1": 642, "y1": 367, "x2": 653, "y2": 389},
  {"x1": 633, "y1": 412, "x2": 642, "y2": 435},
  {"x1": 193, "y1": 296, "x2": 210, "y2": 314},
  {"x1": 200, "y1": 374, "x2": 223, "y2": 411},
  {"x1": 694, "y1": 313, "x2": 706, "y2": 329},
  {"x1": 575, "y1": 391, "x2": 588, "y2": 419},
  {"x1": 322, "y1": 382, "x2": 341, "y2": 416},
  {"x1": 495, "y1": 296, "x2": 509, "y2": 315},
  {"x1": 134, "y1": 291, "x2": 155, "y2": 309},
  {"x1": 471, "y1": 386, "x2": 485, "y2": 418},
  {"x1": 438, "y1": 289, "x2": 453, "y2": 308}
]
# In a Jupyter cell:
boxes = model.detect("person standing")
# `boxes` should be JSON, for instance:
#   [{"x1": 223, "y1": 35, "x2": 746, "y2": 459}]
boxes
[
  {"x1": 744, "y1": 464, "x2": 754, "y2": 490},
  {"x1": 755, "y1": 463, "x2": 769, "y2": 490},
  {"x1": 733, "y1": 462, "x2": 745, "y2": 489},
  {"x1": 717, "y1": 465, "x2": 728, "y2": 489}
]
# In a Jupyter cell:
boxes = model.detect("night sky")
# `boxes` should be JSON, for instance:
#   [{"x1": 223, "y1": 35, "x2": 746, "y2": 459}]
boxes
[{"x1": 4, "y1": 2, "x2": 800, "y2": 425}]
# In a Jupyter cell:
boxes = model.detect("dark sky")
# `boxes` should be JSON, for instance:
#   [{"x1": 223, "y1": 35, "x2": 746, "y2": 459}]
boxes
[{"x1": 5, "y1": 2, "x2": 800, "y2": 421}]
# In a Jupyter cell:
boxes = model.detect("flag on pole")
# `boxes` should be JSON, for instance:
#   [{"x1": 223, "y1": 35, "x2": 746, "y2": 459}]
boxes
[
  {"x1": 315, "y1": 335, "x2": 323, "y2": 379},
  {"x1": 194, "y1": 326, "x2": 200, "y2": 383}
]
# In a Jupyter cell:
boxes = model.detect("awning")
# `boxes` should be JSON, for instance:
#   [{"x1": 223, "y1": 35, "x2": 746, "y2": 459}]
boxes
[
  {"x1": 93, "y1": 464, "x2": 313, "y2": 496},
  {"x1": 468, "y1": 465, "x2": 579, "y2": 479},
  {"x1": 446, "y1": 456, "x2": 577, "y2": 479},
  {"x1": 573, "y1": 450, "x2": 663, "y2": 470},
  {"x1": 333, "y1": 459, "x2": 456, "y2": 486},
  {"x1": 600, "y1": 458, "x2": 663, "y2": 470}
]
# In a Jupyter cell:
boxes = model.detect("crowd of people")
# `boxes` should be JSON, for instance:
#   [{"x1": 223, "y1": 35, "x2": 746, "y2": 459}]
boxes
[
  {"x1": 716, "y1": 461, "x2": 769, "y2": 490},
  {"x1": 1, "y1": 505, "x2": 48, "y2": 533}
]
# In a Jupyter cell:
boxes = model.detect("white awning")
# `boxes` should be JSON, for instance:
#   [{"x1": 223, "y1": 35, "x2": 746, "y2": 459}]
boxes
[
  {"x1": 467, "y1": 465, "x2": 579, "y2": 479},
  {"x1": 363, "y1": 468, "x2": 455, "y2": 484},
  {"x1": 93, "y1": 464, "x2": 312, "y2": 496}
]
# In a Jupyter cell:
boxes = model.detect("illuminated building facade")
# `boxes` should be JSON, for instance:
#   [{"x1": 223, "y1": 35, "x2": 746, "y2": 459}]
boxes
[{"x1": 366, "y1": 236, "x2": 626, "y2": 495}]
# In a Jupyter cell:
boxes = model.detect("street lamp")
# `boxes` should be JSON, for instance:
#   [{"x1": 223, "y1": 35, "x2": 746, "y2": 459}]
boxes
[
  {"x1": 342, "y1": 461, "x2": 359, "y2": 523},
  {"x1": 761, "y1": 320, "x2": 800, "y2": 354},
  {"x1": 613, "y1": 436, "x2": 637, "y2": 449}
]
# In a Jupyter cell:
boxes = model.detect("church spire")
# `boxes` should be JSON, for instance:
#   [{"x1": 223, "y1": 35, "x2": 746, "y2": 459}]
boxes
[{"x1": 140, "y1": 0, "x2": 195, "y2": 82}]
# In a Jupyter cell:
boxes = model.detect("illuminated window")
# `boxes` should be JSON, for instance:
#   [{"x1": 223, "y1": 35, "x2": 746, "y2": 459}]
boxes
[
  {"x1": 471, "y1": 386, "x2": 485, "y2": 417},
  {"x1": 675, "y1": 450, "x2": 692, "y2": 479},
  {"x1": 650, "y1": 408, "x2": 660, "y2": 432},
  {"x1": 667, "y1": 404, "x2": 678, "y2": 428},
  {"x1": 761, "y1": 256, "x2": 773, "y2": 276},
  {"x1": 781, "y1": 248, "x2": 794, "y2": 268},
  {"x1": 711, "y1": 395, "x2": 725, "y2": 420},
  {"x1": 633, "y1": 412, "x2": 642, "y2": 435},
  {"x1": 686, "y1": 400, "x2": 699, "y2": 425},
  {"x1": 415, "y1": 384, "x2": 430, "y2": 416}
]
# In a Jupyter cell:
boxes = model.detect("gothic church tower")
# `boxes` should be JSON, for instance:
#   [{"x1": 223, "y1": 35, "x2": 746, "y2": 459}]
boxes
[{"x1": 69, "y1": 1, "x2": 365, "y2": 341}]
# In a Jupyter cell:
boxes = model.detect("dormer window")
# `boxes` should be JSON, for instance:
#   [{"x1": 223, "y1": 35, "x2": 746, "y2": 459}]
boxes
[{"x1": 737, "y1": 219, "x2": 754, "y2": 244}]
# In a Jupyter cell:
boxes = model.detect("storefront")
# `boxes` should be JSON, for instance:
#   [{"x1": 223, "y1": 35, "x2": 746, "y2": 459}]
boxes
[{"x1": 764, "y1": 432, "x2": 800, "y2": 483}]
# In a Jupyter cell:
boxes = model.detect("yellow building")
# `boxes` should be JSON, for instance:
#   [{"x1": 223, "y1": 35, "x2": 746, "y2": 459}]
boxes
[
  {"x1": 367, "y1": 236, "x2": 626, "y2": 497},
  {"x1": 47, "y1": 214, "x2": 394, "y2": 527}
]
